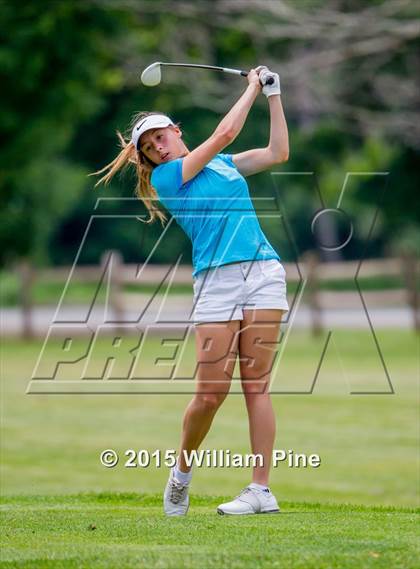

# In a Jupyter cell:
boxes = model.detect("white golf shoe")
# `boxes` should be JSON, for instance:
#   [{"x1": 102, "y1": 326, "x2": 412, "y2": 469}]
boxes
[
  {"x1": 217, "y1": 485, "x2": 280, "y2": 515},
  {"x1": 163, "y1": 467, "x2": 190, "y2": 516}
]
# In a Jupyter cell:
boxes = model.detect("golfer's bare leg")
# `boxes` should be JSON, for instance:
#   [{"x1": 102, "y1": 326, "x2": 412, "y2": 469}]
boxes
[
  {"x1": 239, "y1": 309, "x2": 285, "y2": 485},
  {"x1": 177, "y1": 320, "x2": 240, "y2": 472}
]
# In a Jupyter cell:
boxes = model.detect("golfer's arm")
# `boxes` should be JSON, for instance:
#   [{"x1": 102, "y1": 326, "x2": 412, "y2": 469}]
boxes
[
  {"x1": 182, "y1": 84, "x2": 260, "y2": 183},
  {"x1": 232, "y1": 95, "x2": 289, "y2": 176},
  {"x1": 267, "y1": 95, "x2": 289, "y2": 162},
  {"x1": 214, "y1": 83, "x2": 260, "y2": 141}
]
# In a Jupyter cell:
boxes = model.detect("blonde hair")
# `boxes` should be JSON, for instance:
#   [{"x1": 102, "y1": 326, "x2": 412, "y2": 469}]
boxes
[{"x1": 90, "y1": 111, "x2": 170, "y2": 226}]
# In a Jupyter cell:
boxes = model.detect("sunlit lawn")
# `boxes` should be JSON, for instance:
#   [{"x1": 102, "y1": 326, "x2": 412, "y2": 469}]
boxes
[
  {"x1": 1, "y1": 329, "x2": 418, "y2": 568},
  {"x1": 1, "y1": 330, "x2": 418, "y2": 506}
]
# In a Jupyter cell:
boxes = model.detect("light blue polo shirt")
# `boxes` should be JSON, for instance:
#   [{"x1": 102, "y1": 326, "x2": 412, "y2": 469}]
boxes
[{"x1": 151, "y1": 153, "x2": 281, "y2": 278}]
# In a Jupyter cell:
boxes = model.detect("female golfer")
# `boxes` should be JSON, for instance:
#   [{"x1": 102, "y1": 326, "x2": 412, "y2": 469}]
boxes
[{"x1": 95, "y1": 66, "x2": 289, "y2": 516}]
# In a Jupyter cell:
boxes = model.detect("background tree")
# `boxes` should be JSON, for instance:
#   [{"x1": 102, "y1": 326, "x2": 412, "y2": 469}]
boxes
[
  {"x1": 0, "y1": 0, "x2": 128, "y2": 267},
  {"x1": 1, "y1": 0, "x2": 418, "y2": 270}
]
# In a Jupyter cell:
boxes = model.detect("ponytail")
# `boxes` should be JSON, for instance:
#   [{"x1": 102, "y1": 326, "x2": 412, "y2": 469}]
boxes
[{"x1": 90, "y1": 112, "x2": 168, "y2": 227}]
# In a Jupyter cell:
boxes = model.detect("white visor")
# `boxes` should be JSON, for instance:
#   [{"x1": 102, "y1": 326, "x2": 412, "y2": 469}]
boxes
[{"x1": 131, "y1": 114, "x2": 174, "y2": 151}]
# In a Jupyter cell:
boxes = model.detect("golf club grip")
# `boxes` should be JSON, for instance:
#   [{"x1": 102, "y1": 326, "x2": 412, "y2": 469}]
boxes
[{"x1": 242, "y1": 71, "x2": 275, "y2": 86}]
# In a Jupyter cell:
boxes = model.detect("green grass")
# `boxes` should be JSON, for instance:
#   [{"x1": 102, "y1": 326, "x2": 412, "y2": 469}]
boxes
[
  {"x1": 1, "y1": 330, "x2": 418, "y2": 568},
  {"x1": 1, "y1": 331, "x2": 418, "y2": 503},
  {"x1": 0, "y1": 272, "x2": 196, "y2": 306},
  {"x1": 0, "y1": 271, "x2": 406, "y2": 306},
  {"x1": 1, "y1": 494, "x2": 418, "y2": 569}
]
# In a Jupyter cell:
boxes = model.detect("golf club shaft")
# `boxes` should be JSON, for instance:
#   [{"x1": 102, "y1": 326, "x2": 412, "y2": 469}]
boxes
[
  {"x1": 160, "y1": 62, "x2": 274, "y2": 84},
  {"x1": 160, "y1": 62, "x2": 246, "y2": 76}
]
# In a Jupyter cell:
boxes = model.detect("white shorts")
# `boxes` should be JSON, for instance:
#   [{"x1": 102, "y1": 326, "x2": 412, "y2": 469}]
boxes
[{"x1": 192, "y1": 259, "x2": 289, "y2": 323}]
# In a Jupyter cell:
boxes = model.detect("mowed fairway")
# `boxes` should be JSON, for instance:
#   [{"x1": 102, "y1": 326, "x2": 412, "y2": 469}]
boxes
[
  {"x1": 1, "y1": 329, "x2": 419, "y2": 568},
  {"x1": 1, "y1": 495, "x2": 418, "y2": 569}
]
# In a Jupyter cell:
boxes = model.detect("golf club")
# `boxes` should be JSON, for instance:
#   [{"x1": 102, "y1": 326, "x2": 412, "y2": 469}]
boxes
[{"x1": 141, "y1": 62, "x2": 275, "y2": 87}]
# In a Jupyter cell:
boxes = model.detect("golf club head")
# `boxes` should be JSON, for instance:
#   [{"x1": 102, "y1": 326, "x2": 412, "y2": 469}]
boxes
[{"x1": 141, "y1": 62, "x2": 162, "y2": 87}]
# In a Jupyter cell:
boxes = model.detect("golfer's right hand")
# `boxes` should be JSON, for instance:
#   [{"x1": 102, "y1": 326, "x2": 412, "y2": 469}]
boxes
[{"x1": 247, "y1": 68, "x2": 262, "y2": 92}]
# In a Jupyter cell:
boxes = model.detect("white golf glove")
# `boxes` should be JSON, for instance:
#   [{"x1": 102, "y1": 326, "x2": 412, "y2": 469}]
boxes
[{"x1": 257, "y1": 66, "x2": 281, "y2": 98}]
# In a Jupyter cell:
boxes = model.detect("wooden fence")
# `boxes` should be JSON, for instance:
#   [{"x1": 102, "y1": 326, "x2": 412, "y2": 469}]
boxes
[{"x1": 11, "y1": 251, "x2": 419, "y2": 338}]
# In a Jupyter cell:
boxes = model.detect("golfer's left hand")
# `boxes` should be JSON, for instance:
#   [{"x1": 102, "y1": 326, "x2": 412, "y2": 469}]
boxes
[{"x1": 256, "y1": 66, "x2": 281, "y2": 97}]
